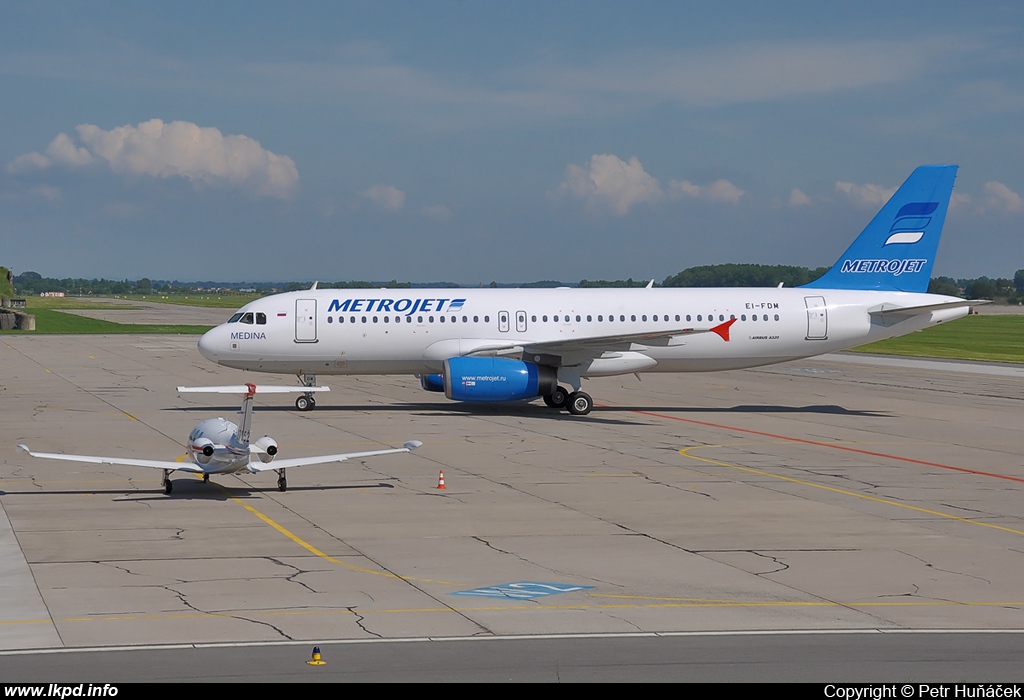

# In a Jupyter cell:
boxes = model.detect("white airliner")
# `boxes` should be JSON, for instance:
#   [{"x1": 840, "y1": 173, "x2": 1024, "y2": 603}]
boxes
[
  {"x1": 18, "y1": 384, "x2": 422, "y2": 494},
  {"x1": 196, "y1": 165, "x2": 979, "y2": 416}
]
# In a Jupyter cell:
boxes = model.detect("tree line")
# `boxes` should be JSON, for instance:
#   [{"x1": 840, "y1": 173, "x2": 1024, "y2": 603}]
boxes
[{"x1": 9, "y1": 266, "x2": 1024, "y2": 303}]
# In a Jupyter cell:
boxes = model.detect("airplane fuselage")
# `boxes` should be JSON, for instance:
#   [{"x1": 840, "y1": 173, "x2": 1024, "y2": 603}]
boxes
[{"x1": 198, "y1": 286, "x2": 967, "y2": 377}]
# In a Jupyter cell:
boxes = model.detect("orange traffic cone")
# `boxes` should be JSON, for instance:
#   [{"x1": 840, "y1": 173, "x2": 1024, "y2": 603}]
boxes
[{"x1": 437, "y1": 470, "x2": 447, "y2": 489}]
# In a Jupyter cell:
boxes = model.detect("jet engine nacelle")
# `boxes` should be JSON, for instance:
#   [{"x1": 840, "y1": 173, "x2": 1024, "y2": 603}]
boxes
[
  {"x1": 191, "y1": 437, "x2": 216, "y2": 464},
  {"x1": 252, "y1": 436, "x2": 279, "y2": 464},
  {"x1": 443, "y1": 357, "x2": 557, "y2": 402},
  {"x1": 419, "y1": 374, "x2": 445, "y2": 393}
]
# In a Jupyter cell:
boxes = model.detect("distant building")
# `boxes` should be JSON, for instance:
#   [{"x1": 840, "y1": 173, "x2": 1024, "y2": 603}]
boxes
[{"x1": 40, "y1": 292, "x2": 66, "y2": 297}]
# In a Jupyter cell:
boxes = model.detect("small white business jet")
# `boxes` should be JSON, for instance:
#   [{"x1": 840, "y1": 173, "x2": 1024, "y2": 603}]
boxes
[
  {"x1": 195, "y1": 165, "x2": 981, "y2": 416},
  {"x1": 18, "y1": 383, "x2": 422, "y2": 494}
]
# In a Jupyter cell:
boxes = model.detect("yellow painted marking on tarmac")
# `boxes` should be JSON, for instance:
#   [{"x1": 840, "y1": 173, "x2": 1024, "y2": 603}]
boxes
[
  {"x1": 678, "y1": 446, "x2": 1024, "y2": 537},
  {"x1": 213, "y1": 483, "x2": 459, "y2": 586}
]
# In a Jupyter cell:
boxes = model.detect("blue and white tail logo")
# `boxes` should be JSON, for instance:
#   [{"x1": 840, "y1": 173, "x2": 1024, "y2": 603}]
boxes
[{"x1": 803, "y1": 165, "x2": 957, "y2": 293}]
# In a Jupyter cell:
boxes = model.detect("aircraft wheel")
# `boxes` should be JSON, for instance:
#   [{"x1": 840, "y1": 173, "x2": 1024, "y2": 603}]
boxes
[
  {"x1": 277, "y1": 474, "x2": 287, "y2": 492},
  {"x1": 566, "y1": 391, "x2": 593, "y2": 416},
  {"x1": 163, "y1": 479, "x2": 173, "y2": 495},
  {"x1": 295, "y1": 395, "x2": 314, "y2": 411},
  {"x1": 543, "y1": 386, "x2": 569, "y2": 409}
]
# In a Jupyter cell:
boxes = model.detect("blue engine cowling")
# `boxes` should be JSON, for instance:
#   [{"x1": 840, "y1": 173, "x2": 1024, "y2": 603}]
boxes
[
  {"x1": 420, "y1": 374, "x2": 445, "y2": 392},
  {"x1": 443, "y1": 357, "x2": 557, "y2": 402}
]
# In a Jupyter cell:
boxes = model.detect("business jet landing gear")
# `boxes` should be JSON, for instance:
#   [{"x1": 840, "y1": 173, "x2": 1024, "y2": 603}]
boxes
[
  {"x1": 566, "y1": 391, "x2": 593, "y2": 416},
  {"x1": 543, "y1": 385, "x2": 570, "y2": 409},
  {"x1": 276, "y1": 469, "x2": 287, "y2": 492},
  {"x1": 162, "y1": 470, "x2": 173, "y2": 494},
  {"x1": 296, "y1": 372, "x2": 318, "y2": 411}
]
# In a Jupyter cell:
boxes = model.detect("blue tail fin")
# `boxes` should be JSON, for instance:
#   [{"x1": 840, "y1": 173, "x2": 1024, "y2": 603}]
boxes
[{"x1": 801, "y1": 165, "x2": 957, "y2": 293}]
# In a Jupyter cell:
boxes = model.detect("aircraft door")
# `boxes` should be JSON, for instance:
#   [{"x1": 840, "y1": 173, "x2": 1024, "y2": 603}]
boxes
[
  {"x1": 804, "y1": 296, "x2": 828, "y2": 340},
  {"x1": 498, "y1": 310, "x2": 510, "y2": 333},
  {"x1": 515, "y1": 310, "x2": 527, "y2": 333},
  {"x1": 295, "y1": 299, "x2": 318, "y2": 343}
]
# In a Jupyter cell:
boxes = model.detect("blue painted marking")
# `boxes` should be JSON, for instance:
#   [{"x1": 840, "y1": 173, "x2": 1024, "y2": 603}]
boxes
[{"x1": 451, "y1": 581, "x2": 594, "y2": 600}]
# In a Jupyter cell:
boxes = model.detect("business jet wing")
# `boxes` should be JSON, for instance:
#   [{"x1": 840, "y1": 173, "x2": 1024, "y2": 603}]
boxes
[
  {"x1": 247, "y1": 440, "x2": 423, "y2": 471},
  {"x1": 16, "y1": 445, "x2": 201, "y2": 472}
]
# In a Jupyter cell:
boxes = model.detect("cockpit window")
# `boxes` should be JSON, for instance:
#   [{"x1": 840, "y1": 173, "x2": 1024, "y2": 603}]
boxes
[
  {"x1": 255, "y1": 312, "x2": 267, "y2": 325},
  {"x1": 228, "y1": 313, "x2": 244, "y2": 323},
  {"x1": 240, "y1": 313, "x2": 255, "y2": 324}
]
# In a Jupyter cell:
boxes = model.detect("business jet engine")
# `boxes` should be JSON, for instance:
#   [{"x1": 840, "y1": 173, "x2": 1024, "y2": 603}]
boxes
[
  {"x1": 190, "y1": 437, "x2": 217, "y2": 464},
  {"x1": 442, "y1": 357, "x2": 558, "y2": 402},
  {"x1": 252, "y1": 436, "x2": 279, "y2": 464}
]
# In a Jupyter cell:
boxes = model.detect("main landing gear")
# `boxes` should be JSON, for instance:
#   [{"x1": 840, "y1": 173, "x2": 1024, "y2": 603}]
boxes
[
  {"x1": 276, "y1": 469, "x2": 287, "y2": 492},
  {"x1": 162, "y1": 469, "x2": 173, "y2": 495},
  {"x1": 543, "y1": 385, "x2": 593, "y2": 416},
  {"x1": 296, "y1": 372, "x2": 317, "y2": 411}
]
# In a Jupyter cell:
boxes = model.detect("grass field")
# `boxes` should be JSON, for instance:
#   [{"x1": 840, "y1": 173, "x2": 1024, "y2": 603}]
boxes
[
  {"x1": 116, "y1": 294, "x2": 262, "y2": 308},
  {"x1": 27, "y1": 297, "x2": 142, "y2": 310},
  {"x1": 850, "y1": 314, "x2": 1024, "y2": 364},
  {"x1": 9, "y1": 308, "x2": 211, "y2": 335}
]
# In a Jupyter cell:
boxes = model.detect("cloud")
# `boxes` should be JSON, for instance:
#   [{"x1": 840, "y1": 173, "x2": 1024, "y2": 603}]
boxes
[
  {"x1": 668, "y1": 178, "x2": 745, "y2": 205},
  {"x1": 360, "y1": 184, "x2": 406, "y2": 211},
  {"x1": 558, "y1": 154, "x2": 661, "y2": 215},
  {"x1": 835, "y1": 180, "x2": 897, "y2": 207},
  {"x1": 8, "y1": 119, "x2": 298, "y2": 198},
  {"x1": 788, "y1": 188, "x2": 811, "y2": 207},
  {"x1": 983, "y1": 181, "x2": 1023, "y2": 213}
]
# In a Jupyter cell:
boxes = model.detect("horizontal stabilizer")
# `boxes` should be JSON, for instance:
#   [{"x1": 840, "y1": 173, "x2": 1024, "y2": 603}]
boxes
[
  {"x1": 178, "y1": 385, "x2": 331, "y2": 395},
  {"x1": 868, "y1": 299, "x2": 989, "y2": 317}
]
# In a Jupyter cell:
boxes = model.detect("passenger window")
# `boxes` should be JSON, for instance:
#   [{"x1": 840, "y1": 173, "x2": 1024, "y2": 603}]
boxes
[
  {"x1": 576, "y1": 315, "x2": 581, "y2": 322},
  {"x1": 774, "y1": 314, "x2": 779, "y2": 321},
  {"x1": 327, "y1": 316, "x2": 333, "y2": 324}
]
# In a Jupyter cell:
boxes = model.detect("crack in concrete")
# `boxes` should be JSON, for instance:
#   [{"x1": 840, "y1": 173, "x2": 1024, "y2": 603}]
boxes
[
  {"x1": 896, "y1": 549, "x2": 992, "y2": 585},
  {"x1": 347, "y1": 606, "x2": 382, "y2": 638}
]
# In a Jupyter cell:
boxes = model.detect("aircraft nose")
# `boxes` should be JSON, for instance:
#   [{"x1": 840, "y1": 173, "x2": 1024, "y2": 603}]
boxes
[{"x1": 197, "y1": 327, "x2": 221, "y2": 362}]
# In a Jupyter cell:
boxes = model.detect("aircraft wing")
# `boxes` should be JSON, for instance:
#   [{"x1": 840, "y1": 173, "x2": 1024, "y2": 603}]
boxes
[
  {"x1": 247, "y1": 441, "x2": 423, "y2": 472},
  {"x1": 16, "y1": 445, "x2": 201, "y2": 472},
  {"x1": 470, "y1": 318, "x2": 738, "y2": 357}
]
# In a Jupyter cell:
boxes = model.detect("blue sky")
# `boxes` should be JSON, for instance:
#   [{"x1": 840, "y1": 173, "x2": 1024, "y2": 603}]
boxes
[{"x1": 2, "y1": 1, "x2": 1022, "y2": 283}]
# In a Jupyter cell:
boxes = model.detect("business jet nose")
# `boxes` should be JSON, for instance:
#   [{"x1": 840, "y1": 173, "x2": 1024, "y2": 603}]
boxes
[{"x1": 197, "y1": 327, "x2": 222, "y2": 362}]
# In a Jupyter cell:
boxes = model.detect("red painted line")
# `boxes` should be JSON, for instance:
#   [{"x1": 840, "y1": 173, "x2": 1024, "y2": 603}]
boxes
[{"x1": 629, "y1": 409, "x2": 1024, "y2": 484}]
